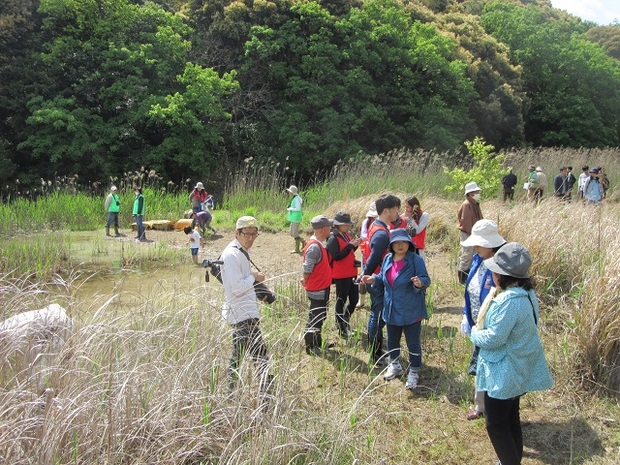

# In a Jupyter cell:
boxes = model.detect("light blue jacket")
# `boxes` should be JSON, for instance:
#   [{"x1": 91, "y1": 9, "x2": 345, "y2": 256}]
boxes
[
  {"x1": 373, "y1": 250, "x2": 430, "y2": 326},
  {"x1": 470, "y1": 287, "x2": 554, "y2": 399}
]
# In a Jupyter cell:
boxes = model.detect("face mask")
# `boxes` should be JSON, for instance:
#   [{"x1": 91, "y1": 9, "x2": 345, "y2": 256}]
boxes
[{"x1": 472, "y1": 193, "x2": 481, "y2": 202}]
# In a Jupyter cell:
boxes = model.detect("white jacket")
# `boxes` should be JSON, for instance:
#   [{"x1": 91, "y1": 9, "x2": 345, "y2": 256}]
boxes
[{"x1": 220, "y1": 239, "x2": 260, "y2": 325}]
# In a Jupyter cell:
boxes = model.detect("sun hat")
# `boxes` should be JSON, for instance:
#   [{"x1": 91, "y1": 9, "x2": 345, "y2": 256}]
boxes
[
  {"x1": 484, "y1": 242, "x2": 531, "y2": 279},
  {"x1": 195, "y1": 182, "x2": 204, "y2": 190},
  {"x1": 110, "y1": 186, "x2": 117, "y2": 191},
  {"x1": 366, "y1": 202, "x2": 378, "y2": 218},
  {"x1": 464, "y1": 182, "x2": 482, "y2": 195},
  {"x1": 460, "y1": 220, "x2": 506, "y2": 248},
  {"x1": 310, "y1": 215, "x2": 333, "y2": 229},
  {"x1": 536, "y1": 166, "x2": 543, "y2": 172},
  {"x1": 333, "y1": 211, "x2": 354, "y2": 226},
  {"x1": 236, "y1": 216, "x2": 258, "y2": 230},
  {"x1": 286, "y1": 185, "x2": 298, "y2": 195},
  {"x1": 388, "y1": 228, "x2": 415, "y2": 253}
]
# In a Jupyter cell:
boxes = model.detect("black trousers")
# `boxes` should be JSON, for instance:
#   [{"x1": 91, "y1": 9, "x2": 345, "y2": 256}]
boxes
[
  {"x1": 333, "y1": 277, "x2": 359, "y2": 331},
  {"x1": 484, "y1": 393, "x2": 523, "y2": 465},
  {"x1": 229, "y1": 318, "x2": 269, "y2": 381}
]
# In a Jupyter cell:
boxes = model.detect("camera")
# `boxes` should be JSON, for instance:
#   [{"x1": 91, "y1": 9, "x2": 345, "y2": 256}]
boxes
[
  {"x1": 254, "y1": 281, "x2": 277, "y2": 304},
  {"x1": 201, "y1": 259, "x2": 224, "y2": 283}
]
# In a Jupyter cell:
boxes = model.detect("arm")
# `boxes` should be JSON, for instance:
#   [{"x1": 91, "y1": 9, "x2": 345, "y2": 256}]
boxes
[
  {"x1": 221, "y1": 249, "x2": 255, "y2": 299},
  {"x1": 326, "y1": 235, "x2": 355, "y2": 261},
  {"x1": 287, "y1": 196, "x2": 301, "y2": 212},
  {"x1": 362, "y1": 230, "x2": 389, "y2": 275},
  {"x1": 470, "y1": 298, "x2": 518, "y2": 349},
  {"x1": 104, "y1": 194, "x2": 112, "y2": 211},
  {"x1": 302, "y1": 243, "x2": 322, "y2": 285},
  {"x1": 416, "y1": 212, "x2": 429, "y2": 233}
]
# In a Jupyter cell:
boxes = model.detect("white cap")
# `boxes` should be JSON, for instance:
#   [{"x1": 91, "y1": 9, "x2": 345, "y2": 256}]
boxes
[{"x1": 111, "y1": 186, "x2": 117, "y2": 191}]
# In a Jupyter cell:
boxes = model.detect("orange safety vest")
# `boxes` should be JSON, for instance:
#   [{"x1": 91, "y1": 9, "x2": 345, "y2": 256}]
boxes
[
  {"x1": 303, "y1": 239, "x2": 332, "y2": 291},
  {"x1": 331, "y1": 233, "x2": 357, "y2": 279},
  {"x1": 365, "y1": 221, "x2": 390, "y2": 275}
]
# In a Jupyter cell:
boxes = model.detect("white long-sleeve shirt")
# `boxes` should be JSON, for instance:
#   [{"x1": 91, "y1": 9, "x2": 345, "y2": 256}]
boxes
[{"x1": 220, "y1": 239, "x2": 260, "y2": 325}]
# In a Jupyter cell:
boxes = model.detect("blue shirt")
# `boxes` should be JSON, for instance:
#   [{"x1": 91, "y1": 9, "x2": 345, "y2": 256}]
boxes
[{"x1": 471, "y1": 287, "x2": 554, "y2": 399}]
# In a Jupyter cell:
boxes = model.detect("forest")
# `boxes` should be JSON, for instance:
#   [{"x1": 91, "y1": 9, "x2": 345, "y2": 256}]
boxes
[{"x1": 1, "y1": 0, "x2": 619, "y2": 195}]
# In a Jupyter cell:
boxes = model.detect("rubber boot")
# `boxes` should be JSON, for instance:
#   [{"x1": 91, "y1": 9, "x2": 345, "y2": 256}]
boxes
[
  {"x1": 106, "y1": 227, "x2": 111, "y2": 237},
  {"x1": 304, "y1": 331, "x2": 321, "y2": 356},
  {"x1": 114, "y1": 226, "x2": 121, "y2": 237},
  {"x1": 292, "y1": 238, "x2": 300, "y2": 254}
]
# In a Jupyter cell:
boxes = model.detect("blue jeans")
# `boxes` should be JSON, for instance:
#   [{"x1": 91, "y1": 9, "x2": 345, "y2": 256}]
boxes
[
  {"x1": 367, "y1": 284, "x2": 385, "y2": 342},
  {"x1": 135, "y1": 215, "x2": 145, "y2": 240},
  {"x1": 386, "y1": 321, "x2": 422, "y2": 369}
]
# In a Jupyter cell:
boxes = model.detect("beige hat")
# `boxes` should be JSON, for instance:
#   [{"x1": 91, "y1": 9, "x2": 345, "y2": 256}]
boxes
[
  {"x1": 536, "y1": 167, "x2": 543, "y2": 172},
  {"x1": 460, "y1": 220, "x2": 506, "y2": 248},
  {"x1": 464, "y1": 182, "x2": 482, "y2": 195},
  {"x1": 286, "y1": 185, "x2": 298, "y2": 195},
  {"x1": 235, "y1": 216, "x2": 258, "y2": 230},
  {"x1": 110, "y1": 186, "x2": 118, "y2": 191},
  {"x1": 366, "y1": 202, "x2": 378, "y2": 218},
  {"x1": 195, "y1": 182, "x2": 204, "y2": 189}
]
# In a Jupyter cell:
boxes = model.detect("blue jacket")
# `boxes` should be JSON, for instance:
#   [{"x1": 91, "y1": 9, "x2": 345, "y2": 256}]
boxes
[
  {"x1": 471, "y1": 287, "x2": 554, "y2": 399},
  {"x1": 373, "y1": 250, "x2": 431, "y2": 326},
  {"x1": 463, "y1": 254, "x2": 494, "y2": 327}
]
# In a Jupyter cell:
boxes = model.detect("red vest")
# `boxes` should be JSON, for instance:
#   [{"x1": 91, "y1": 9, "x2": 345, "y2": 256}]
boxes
[
  {"x1": 412, "y1": 210, "x2": 427, "y2": 249},
  {"x1": 303, "y1": 239, "x2": 332, "y2": 291},
  {"x1": 366, "y1": 221, "x2": 390, "y2": 274},
  {"x1": 331, "y1": 233, "x2": 357, "y2": 279}
]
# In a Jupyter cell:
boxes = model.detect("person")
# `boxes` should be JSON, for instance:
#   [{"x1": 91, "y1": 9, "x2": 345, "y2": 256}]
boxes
[
  {"x1": 459, "y1": 220, "x2": 506, "y2": 421},
  {"x1": 184, "y1": 226, "x2": 201, "y2": 265},
  {"x1": 189, "y1": 182, "x2": 208, "y2": 214},
  {"x1": 286, "y1": 185, "x2": 305, "y2": 254},
  {"x1": 191, "y1": 210, "x2": 216, "y2": 236},
  {"x1": 470, "y1": 242, "x2": 554, "y2": 465},
  {"x1": 597, "y1": 166, "x2": 610, "y2": 197},
  {"x1": 584, "y1": 167, "x2": 605, "y2": 205},
  {"x1": 302, "y1": 215, "x2": 334, "y2": 356},
  {"x1": 553, "y1": 166, "x2": 568, "y2": 200},
  {"x1": 361, "y1": 229, "x2": 430, "y2": 390},
  {"x1": 133, "y1": 186, "x2": 147, "y2": 242},
  {"x1": 535, "y1": 166, "x2": 547, "y2": 201},
  {"x1": 565, "y1": 166, "x2": 576, "y2": 201},
  {"x1": 525, "y1": 165, "x2": 540, "y2": 202},
  {"x1": 326, "y1": 211, "x2": 361, "y2": 338},
  {"x1": 220, "y1": 216, "x2": 272, "y2": 392},
  {"x1": 404, "y1": 196, "x2": 429, "y2": 259},
  {"x1": 104, "y1": 185, "x2": 122, "y2": 237},
  {"x1": 357, "y1": 202, "x2": 378, "y2": 308},
  {"x1": 578, "y1": 165, "x2": 589, "y2": 200},
  {"x1": 501, "y1": 169, "x2": 517, "y2": 202},
  {"x1": 363, "y1": 194, "x2": 401, "y2": 366},
  {"x1": 457, "y1": 182, "x2": 483, "y2": 284}
]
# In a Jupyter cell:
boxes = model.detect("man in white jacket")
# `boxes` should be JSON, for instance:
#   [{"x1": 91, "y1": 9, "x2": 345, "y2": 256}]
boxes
[{"x1": 221, "y1": 216, "x2": 272, "y2": 393}]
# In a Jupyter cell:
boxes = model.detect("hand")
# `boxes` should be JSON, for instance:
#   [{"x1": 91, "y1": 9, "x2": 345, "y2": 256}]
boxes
[
  {"x1": 411, "y1": 276, "x2": 423, "y2": 288},
  {"x1": 361, "y1": 275, "x2": 374, "y2": 284},
  {"x1": 351, "y1": 238, "x2": 361, "y2": 247},
  {"x1": 460, "y1": 315, "x2": 471, "y2": 336},
  {"x1": 253, "y1": 271, "x2": 265, "y2": 283}
]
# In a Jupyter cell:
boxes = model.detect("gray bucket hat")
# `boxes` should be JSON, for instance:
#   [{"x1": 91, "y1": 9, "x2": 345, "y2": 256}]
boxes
[
  {"x1": 333, "y1": 211, "x2": 354, "y2": 226},
  {"x1": 484, "y1": 242, "x2": 531, "y2": 279}
]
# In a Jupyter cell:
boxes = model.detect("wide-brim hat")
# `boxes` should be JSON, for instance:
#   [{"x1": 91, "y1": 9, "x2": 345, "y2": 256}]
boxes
[
  {"x1": 366, "y1": 202, "x2": 378, "y2": 218},
  {"x1": 460, "y1": 219, "x2": 506, "y2": 248},
  {"x1": 484, "y1": 242, "x2": 531, "y2": 279},
  {"x1": 333, "y1": 211, "x2": 354, "y2": 226},
  {"x1": 195, "y1": 182, "x2": 204, "y2": 189},
  {"x1": 388, "y1": 228, "x2": 415, "y2": 252},
  {"x1": 311, "y1": 215, "x2": 333, "y2": 229},
  {"x1": 464, "y1": 181, "x2": 482, "y2": 195},
  {"x1": 286, "y1": 185, "x2": 298, "y2": 195}
]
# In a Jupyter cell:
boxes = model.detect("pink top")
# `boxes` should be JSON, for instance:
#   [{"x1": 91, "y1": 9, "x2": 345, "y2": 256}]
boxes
[{"x1": 387, "y1": 258, "x2": 405, "y2": 287}]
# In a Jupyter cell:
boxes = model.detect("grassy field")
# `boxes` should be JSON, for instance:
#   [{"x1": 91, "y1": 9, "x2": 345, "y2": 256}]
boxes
[{"x1": 1, "y1": 147, "x2": 620, "y2": 464}]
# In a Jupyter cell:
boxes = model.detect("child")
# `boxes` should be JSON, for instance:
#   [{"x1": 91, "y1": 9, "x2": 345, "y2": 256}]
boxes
[
  {"x1": 184, "y1": 226, "x2": 202, "y2": 264},
  {"x1": 361, "y1": 228, "x2": 430, "y2": 389}
]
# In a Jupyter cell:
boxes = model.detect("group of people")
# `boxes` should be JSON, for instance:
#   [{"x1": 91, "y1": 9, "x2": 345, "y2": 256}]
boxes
[
  {"x1": 502, "y1": 164, "x2": 609, "y2": 205},
  {"x1": 104, "y1": 185, "x2": 148, "y2": 241}
]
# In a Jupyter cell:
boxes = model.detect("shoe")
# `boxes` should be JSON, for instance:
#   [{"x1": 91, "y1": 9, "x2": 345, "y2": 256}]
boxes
[
  {"x1": 405, "y1": 371, "x2": 419, "y2": 390},
  {"x1": 384, "y1": 362, "x2": 404, "y2": 380},
  {"x1": 306, "y1": 346, "x2": 322, "y2": 356},
  {"x1": 466, "y1": 410, "x2": 484, "y2": 421}
]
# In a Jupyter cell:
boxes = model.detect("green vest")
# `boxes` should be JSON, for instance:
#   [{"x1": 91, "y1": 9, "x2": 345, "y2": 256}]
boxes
[
  {"x1": 286, "y1": 195, "x2": 303, "y2": 223},
  {"x1": 108, "y1": 194, "x2": 120, "y2": 213},
  {"x1": 133, "y1": 194, "x2": 145, "y2": 215}
]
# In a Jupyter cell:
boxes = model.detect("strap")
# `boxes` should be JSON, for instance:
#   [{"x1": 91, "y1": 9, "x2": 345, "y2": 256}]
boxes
[
  {"x1": 526, "y1": 293, "x2": 538, "y2": 326},
  {"x1": 235, "y1": 246, "x2": 261, "y2": 272}
]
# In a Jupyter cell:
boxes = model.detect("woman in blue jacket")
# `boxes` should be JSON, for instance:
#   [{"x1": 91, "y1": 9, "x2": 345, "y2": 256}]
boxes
[
  {"x1": 471, "y1": 242, "x2": 553, "y2": 465},
  {"x1": 361, "y1": 228, "x2": 430, "y2": 390},
  {"x1": 460, "y1": 219, "x2": 506, "y2": 421}
]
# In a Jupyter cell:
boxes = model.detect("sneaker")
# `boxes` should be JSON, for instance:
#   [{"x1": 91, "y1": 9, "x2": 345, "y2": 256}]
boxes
[
  {"x1": 405, "y1": 371, "x2": 419, "y2": 390},
  {"x1": 384, "y1": 362, "x2": 404, "y2": 380}
]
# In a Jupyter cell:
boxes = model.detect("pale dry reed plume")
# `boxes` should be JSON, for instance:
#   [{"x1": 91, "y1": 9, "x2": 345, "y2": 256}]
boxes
[{"x1": 0, "y1": 275, "x2": 374, "y2": 464}]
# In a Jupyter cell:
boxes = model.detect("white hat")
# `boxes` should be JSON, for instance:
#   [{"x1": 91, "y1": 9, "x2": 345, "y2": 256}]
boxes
[
  {"x1": 460, "y1": 220, "x2": 506, "y2": 248},
  {"x1": 286, "y1": 185, "x2": 298, "y2": 195},
  {"x1": 110, "y1": 186, "x2": 117, "y2": 191},
  {"x1": 236, "y1": 216, "x2": 258, "y2": 230},
  {"x1": 536, "y1": 167, "x2": 543, "y2": 172},
  {"x1": 366, "y1": 202, "x2": 378, "y2": 218},
  {"x1": 464, "y1": 182, "x2": 482, "y2": 195},
  {"x1": 195, "y1": 182, "x2": 204, "y2": 189}
]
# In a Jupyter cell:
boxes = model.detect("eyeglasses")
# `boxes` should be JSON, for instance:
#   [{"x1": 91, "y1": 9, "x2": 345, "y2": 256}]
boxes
[{"x1": 240, "y1": 231, "x2": 259, "y2": 238}]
